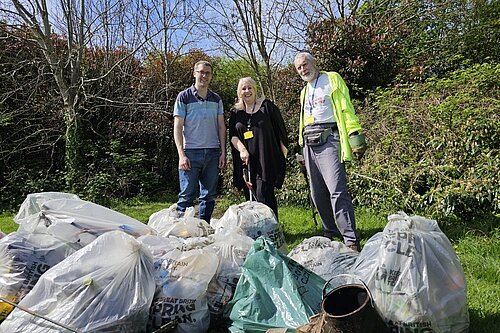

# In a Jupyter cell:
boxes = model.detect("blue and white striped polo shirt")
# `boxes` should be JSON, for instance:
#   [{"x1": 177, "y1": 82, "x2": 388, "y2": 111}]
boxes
[{"x1": 173, "y1": 85, "x2": 224, "y2": 149}]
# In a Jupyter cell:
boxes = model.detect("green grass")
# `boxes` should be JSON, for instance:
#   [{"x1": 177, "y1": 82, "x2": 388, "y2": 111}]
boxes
[
  {"x1": 455, "y1": 229, "x2": 500, "y2": 330},
  {"x1": 1, "y1": 199, "x2": 498, "y2": 332},
  {"x1": 0, "y1": 211, "x2": 18, "y2": 234},
  {"x1": 112, "y1": 201, "x2": 173, "y2": 223}
]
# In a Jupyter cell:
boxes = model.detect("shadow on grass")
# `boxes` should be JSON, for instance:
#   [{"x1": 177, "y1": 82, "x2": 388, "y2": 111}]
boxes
[
  {"x1": 358, "y1": 227, "x2": 384, "y2": 242},
  {"x1": 439, "y1": 212, "x2": 500, "y2": 241},
  {"x1": 282, "y1": 217, "x2": 386, "y2": 249},
  {"x1": 468, "y1": 309, "x2": 500, "y2": 333},
  {"x1": 284, "y1": 229, "x2": 323, "y2": 248},
  {"x1": 283, "y1": 227, "x2": 388, "y2": 252}
]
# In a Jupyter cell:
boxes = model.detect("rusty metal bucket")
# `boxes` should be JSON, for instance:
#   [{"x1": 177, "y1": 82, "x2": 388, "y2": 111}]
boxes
[{"x1": 321, "y1": 275, "x2": 388, "y2": 333}]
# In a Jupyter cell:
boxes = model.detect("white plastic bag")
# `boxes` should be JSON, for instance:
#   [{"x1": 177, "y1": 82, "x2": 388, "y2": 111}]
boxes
[
  {"x1": 148, "y1": 246, "x2": 219, "y2": 333},
  {"x1": 206, "y1": 231, "x2": 254, "y2": 322},
  {"x1": 137, "y1": 234, "x2": 184, "y2": 258},
  {"x1": 16, "y1": 198, "x2": 155, "y2": 246},
  {"x1": 212, "y1": 201, "x2": 287, "y2": 253},
  {"x1": 0, "y1": 232, "x2": 78, "y2": 320},
  {"x1": 351, "y1": 212, "x2": 469, "y2": 333},
  {"x1": 288, "y1": 236, "x2": 358, "y2": 281},
  {"x1": 148, "y1": 204, "x2": 214, "y2": 238},
  {"x1": 13, "y1": 192, "x2": 80, "y2": 226},
  {"x1": 0, "y1": 230, "x2": 156, "y2": 333},
  {"x1": 181, "y1": 236, "x2": 214, "y2": 251}
]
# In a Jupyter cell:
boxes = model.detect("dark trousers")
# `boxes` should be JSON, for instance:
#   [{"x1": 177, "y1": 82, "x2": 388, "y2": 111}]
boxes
[{"x1": 303, "y1": 132, "x2": 359, "y2": 246}]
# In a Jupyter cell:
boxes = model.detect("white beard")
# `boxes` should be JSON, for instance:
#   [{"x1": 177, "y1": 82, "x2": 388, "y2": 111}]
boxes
[{"x1": 301, "y1": 70, "x2": 318, "y2": 82}]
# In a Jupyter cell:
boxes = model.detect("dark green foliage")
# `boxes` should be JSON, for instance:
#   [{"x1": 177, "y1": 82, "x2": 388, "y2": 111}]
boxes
[
  {"x1": 357, "y1": 0, "x2": 499, "y2": 81},
  {"x1": 351, "y1": 63, "x2": 499, "y2": 218},
  {"x1": 307, "y1": 17, "x2": 401, "y2": 97},
  {"x1": 0, "y1": 168, "x2": 66, "y2": 210},
  {"x1": 0, "y1": 24, "x2": 66, "y2": 210},
  {"x1": 78, "y1": 140, "x2": 165, "y2": 206},
  {"x1": 0, "y1": 23, "x2": 215, "y2": 211},
  {"x1": 307, "y1": 0, "x2": 499, "y2": 95},
  {"x1": 269, "y1": 65, "x2": 308, "y2": 206},
  {"x1": 460, "y1": 0, "x2": 500, "y2": 64}
]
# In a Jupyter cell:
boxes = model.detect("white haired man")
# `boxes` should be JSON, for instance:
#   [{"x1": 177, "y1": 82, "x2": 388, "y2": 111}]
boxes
[{"x1": 294, "y1": 52, "x2": 367, "y2": 251}]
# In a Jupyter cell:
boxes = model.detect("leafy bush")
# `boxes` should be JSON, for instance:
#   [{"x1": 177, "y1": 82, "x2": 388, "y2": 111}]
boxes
[
  {"x1": 307, "y1": 0, "x2": 500, "y2": 93},
  {"x1": 0, "y1": 168, "x2": 66, "y2": 212},
  {"x1": 351, "y1": 63, "x2": 499, "y2": 219},
  {"x1": 78, "y1": 140, "x2": 165, "y2": 206},
  {"x1": 307, "y1": 17, "x2": 401, "y2": 97}
]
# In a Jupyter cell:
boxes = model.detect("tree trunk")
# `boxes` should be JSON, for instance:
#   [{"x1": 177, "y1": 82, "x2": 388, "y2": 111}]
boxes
[{"x1": 63, "y1": 104, "x2": 82, "y2": 192}]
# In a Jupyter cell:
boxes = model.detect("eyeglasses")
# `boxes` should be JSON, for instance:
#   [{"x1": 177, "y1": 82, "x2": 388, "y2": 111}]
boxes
[{"x1": 195, "y1": 70, "x2": 212, "y2": 76}]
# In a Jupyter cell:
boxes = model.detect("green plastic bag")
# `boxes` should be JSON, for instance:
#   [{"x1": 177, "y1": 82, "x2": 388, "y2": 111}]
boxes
[{"x1": 224, "y1": 236, "x2": 326, "y2": 332}]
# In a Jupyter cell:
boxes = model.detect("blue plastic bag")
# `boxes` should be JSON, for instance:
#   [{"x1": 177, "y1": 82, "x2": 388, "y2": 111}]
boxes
[{"x1": 224, "y1": 236, "x2": 326, "y2": 332}]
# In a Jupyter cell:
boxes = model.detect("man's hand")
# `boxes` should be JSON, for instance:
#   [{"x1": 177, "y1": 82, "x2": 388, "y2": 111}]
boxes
[
  {"x1": 179, "y1": 155, "x2": 191, "y2": 170},
  {"x1": 349, "y1": 132, "x2": 367, "y2": 161},
  {"x1": 352, "y1": 145, "x2": 367, "y2": 160},
  {"x1": 218, "y1": 153, "x2": 226, "y2": 169},
  {"x1": 295, "y1": 153, "x2": 307, "y2": 173}
]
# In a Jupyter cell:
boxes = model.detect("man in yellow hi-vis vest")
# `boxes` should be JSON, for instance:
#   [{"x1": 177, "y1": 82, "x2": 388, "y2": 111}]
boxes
[{"x1": 294, "y1": 52, "x2": 367, "y2": 252}]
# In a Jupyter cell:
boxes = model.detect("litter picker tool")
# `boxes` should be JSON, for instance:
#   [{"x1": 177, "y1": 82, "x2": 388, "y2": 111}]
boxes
[
  {"x1": 152, "y1": 319, "x2": 178, "y2": 333},
  {"x1": 242, "y1": 164, "x2": 256, "y2": 202},
  {"x1": 0, "y1": 296, "x2": 82, "y2": 333}
]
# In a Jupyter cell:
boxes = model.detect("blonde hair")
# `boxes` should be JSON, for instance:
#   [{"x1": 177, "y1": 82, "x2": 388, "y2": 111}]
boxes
[{"x1": 234, "y1": 77, "x2": 264, "y2": 110}]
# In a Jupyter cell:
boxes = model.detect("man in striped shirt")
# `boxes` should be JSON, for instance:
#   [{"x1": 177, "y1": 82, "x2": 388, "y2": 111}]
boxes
[{"x1": 173, "y1": 61, "x2": 226, "y2": 222}]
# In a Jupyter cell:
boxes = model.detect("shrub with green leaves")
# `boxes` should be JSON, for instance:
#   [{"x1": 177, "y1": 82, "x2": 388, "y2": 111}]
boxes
[
  {"x1": 77, "y1": 139, "x2": 165, "y2": 206},
  {"x1": 351, "y1": 63, "x2": 499, "y2": 219}
]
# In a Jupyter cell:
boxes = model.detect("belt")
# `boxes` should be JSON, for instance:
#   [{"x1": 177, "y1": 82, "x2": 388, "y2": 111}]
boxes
[{"x1": 305, "y1": 122, "x2": 337, "y2": 131}]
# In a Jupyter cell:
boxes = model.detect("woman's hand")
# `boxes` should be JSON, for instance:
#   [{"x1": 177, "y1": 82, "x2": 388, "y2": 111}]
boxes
[
  {"x1": 280, "y1": 142, "x2": 288, "y2": 158},
  {"x1": 240, "y1": 148, "x2": 250, "y2": 165}
]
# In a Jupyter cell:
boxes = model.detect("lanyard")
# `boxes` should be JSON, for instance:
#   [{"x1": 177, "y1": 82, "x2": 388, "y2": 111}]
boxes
[
  {"x1": 246, "y1": 102, "x2": 257, "y2": 130},
  {"x1": 308, "y1": 75, "x2": 320, "y2": 116}
]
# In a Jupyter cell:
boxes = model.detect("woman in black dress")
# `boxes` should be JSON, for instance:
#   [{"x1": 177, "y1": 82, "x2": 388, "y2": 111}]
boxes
[{"x1": 229, "y1": 77, "x2": 289, "y2": 219}]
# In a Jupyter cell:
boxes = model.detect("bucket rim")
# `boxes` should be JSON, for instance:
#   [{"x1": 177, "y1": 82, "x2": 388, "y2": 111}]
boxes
[
  {"x1": 322, "y1": 274, "x2": 372, "y2": 299},
  {"x1": 321, "y1": 283, "x2": 372, "y2": 318}
]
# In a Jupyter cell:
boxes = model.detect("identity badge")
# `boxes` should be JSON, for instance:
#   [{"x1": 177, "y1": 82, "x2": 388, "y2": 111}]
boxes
[
  {"x1": 305, "y1": 115, "x2": 315, "y2": 125},
  {"x1": 244, "y1": 131, "x2": 254, "y2": 140}
]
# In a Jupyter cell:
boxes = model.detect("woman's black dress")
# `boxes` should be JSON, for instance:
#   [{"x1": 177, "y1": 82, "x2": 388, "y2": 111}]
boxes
[{"x1": 229, "y1": 99, "x2": 288, "y2": 190}]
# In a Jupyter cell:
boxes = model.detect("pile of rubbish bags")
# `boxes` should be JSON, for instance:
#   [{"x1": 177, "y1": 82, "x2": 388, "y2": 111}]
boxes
[{"x1": 0, "y1": 192, "x2": 469, "y2": 333}]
